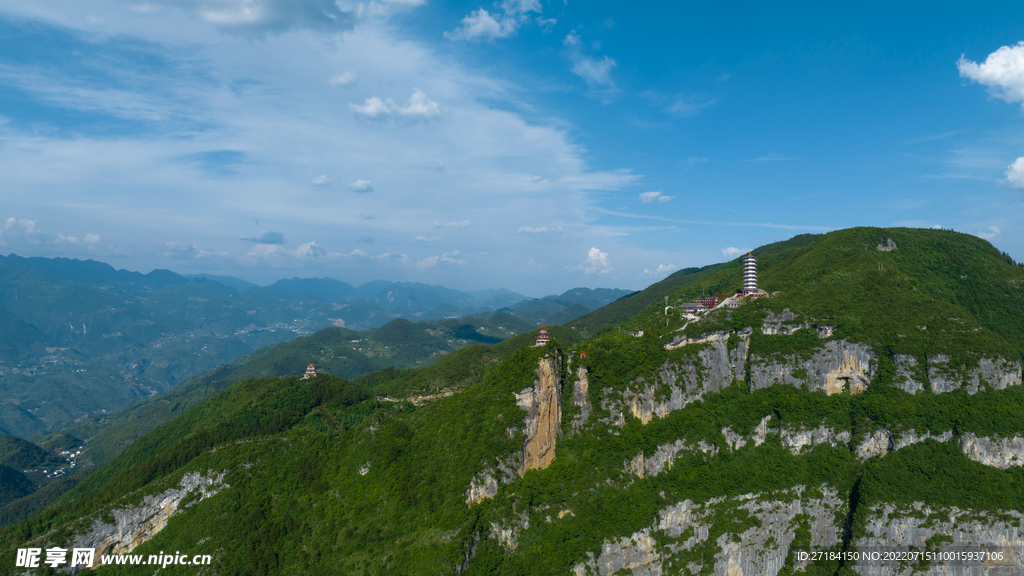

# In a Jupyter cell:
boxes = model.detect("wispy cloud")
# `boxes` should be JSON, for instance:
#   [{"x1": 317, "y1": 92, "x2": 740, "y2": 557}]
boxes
[
  {"x1": 563, "y1": 30, "x2": 617, "y2": 90},
  {"x1": 746, "y1": 154, "x2": 801, "y2": 162},
  {"x1": 640, "y1": 264, "x2": 675, "y2": 278},
  {"x1": 349, "y1": 179, "x2": 373, "y2": 192},
  {"x1": 240, "y1": 231, "x2": 285, "y2": 244},
  {"x1": 518, "y1": 226, "x2": 563, "y2": 234},
  {"x1": 161, "y1": 240, "x2": 229, "y2": 259},
  {"x1": 311, "y1": 174, "x2": 330, "y2": 186},
  {"x1": 414, "y1": 235, "x2": 440, "y2": 241},
  {"x1": 147, "y1": 0, "x2": 357, "y2": 36},
  {"x1": 903, "y1": 130, "x2": 962, "y2": 145},
  {"x1": 592, "y1": 207, "x2": 830, "y2": 231},
  {"x1": 328, "y1": 70, "x2": 357, "y2": 87},
  {"x1": 639, "y1": 191, "x2": 673, "y2": 204},
  {"x1": 445, "y1": 0, "x2": 541, "y2": 41},
  {"x1": 976, "y1": 225, "x2": 1001, "y2": 240},
  {"x1": 414, "y1": 250, "x2": 467, "y2": 269},
  {"x1": 435, "y1": 220, "x2": 470, "y2": 229},
  {"x1": 721, "y1": 246, "x2": 751, "y2": 258}
]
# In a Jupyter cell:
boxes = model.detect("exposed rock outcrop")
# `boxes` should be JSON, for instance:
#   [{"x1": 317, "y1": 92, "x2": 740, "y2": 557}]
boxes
[
  {"x1": 568, "y1": 366, "x2": 592, "y2": 435},
  {"x1": 959, "y1": 432, "x2": 1024, "y2": 469},
  {"x1": 855, "y1": 503, "x2": 1024, "y2": 576},
  {"x1": 517, "y1": 354, "x2": 562, "y2": 476},
  {"x1": 781, "y1": 425, "x2": 851, "y2": 455},
  {"x1": 927, "y1": 355, "x2": 1022, "y2": 394},
  {"x1": 877, "y1": 237, "x2": 898, "y2": 251},
  {"x1": 572, "y1": 485, "x2": 845, "y2": 576},
  {"x1": 894, "y1": 354, "x2": 925, "y2": 394},
  {"x1": 604, "y1": 337, "x2": 746, "y2": 427},
  {"x1": 465, "y1": 454, "x2": 520, "y2": 506},
  {"x1": 68, "y1": 471, "x2": 227, "y2": 571},
  {"x1": 749, "y1": 339, "x2": 874, "y2": 395},
  {"x1": 625, "y1": 439, "x2": 718, "y2": 478},
  {"x1": 856, "y1": 428, "x2": 954, "y2": 460}
]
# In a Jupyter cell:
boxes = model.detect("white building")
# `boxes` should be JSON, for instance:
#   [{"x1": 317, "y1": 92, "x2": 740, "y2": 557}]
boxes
[{"x1": 742, "y1": 252, "x2": 758, "y2": 294}]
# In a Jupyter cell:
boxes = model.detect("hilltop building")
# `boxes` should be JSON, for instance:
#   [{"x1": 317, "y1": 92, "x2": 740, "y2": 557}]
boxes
[
  {"x1": 302, "y1": 363, "x2": 318, "y2": 379},
  {"x1": 743, "y1": 252, "x2": 758, "y2": 294},
  {"x1": 535, "y1": 327, "x2": 552, "y2": 347},
  {"x1": 739, "y1": 252, "x2": 767, "y2": 298}
]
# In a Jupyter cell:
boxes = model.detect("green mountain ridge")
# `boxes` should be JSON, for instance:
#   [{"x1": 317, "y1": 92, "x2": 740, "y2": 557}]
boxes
[
  {"x1": 5, "y1": 227, "x2": 1024, "y2": 576},
  {"x1": 0, "y1": 252, "x2": 621, "y2": 439}
]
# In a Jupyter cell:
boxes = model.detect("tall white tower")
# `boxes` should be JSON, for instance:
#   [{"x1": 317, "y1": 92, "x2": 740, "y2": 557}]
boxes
[{"x1": 742, "y1": 252, "x2": 757, "y2": 293}]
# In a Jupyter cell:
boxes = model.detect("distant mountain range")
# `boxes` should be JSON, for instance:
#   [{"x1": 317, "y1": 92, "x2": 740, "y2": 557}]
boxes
[{"x1": 0, "y1": 253, "x2": 633, "y2": 439}]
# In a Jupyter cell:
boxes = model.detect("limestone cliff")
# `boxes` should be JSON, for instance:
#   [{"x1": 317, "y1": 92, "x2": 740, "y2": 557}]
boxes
[
  {"x1": 518, "y1": 353, "x2": 562, "y2": 476},
  {"x1": 65, "y1": 470, "x2": 227, "y2": 572},
  {"x1": 572, "y1": 485, "x2": 845, "y2": 576},
  {"x1": 856, "y1": 429, "x2": 1024, "y2": 468},
  {"x1": 604, "y1": 334, "x2": 745, "y2": 428},
  {"x1": 749, "y1": 339, "x2": 874, "y2": 395},
  {"x1": 855, "y1": 503, "x2": 1024, "y2": 576},
  {"x1": 569, "y1": 366, "x2": 592, "y2": 435},
  {"x1": 927, "y1": 355, "x2": 1023, "y2": 394}
]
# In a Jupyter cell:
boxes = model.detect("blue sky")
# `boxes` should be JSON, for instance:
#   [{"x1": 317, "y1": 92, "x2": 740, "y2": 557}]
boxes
[{"x1": 1, "y1": 0, "x2": 1023, "y2": 295}]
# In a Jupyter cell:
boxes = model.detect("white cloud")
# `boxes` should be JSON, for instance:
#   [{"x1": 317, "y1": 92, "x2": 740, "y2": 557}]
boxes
[
  {"x1": 414, "y1": 235, "x2": 440, "y2": 241},
  {"x1": 445, "y1": 0, "x2": 541, "y2": 41},
  {"x1": 667, "y1": 97, "x2": 716, "y2": 117},
  {"x1": 518, "y1": 226, "x2": 563, "y2": 234},
  {"x1": 57, "y1": 233, "x2": 102, "y2": 245},
  {"x1": 958, "y1": 42, "x2": 1024, "y2": 105},
  {"x1": 721, "y1": 247, "x2": 751, "y2": 258},
  {"x1": 641, "y1": 264, "x2": 675, "y2": 278},
  {"x1": 1, "y1": 217, "x2": 114, "y2": 253},
  {"x1": 328, "y1": 70, "x2": 357, "y2": 87},
  {"x1": 349, "y1": 179, "x2": 373, "y2": 192},
  {"x1": 0, "y1": 10, "x2": 642, "y2": 292},
  {"x1": 570, "y1": 247, "x2": 613, "y2": 275},
  {"x1": 977, "y1": 225, "x2": 1001, "y2": 240},
  {"x1": 349, "y1": 88, "x2": 440, "y2": 120},
  {"x1": 639, "y1": 191, "x2": 672, "y2": 204},
  {"x1": 311, "y1": 174, "x2": 329, "y2": 186},
  {"x1": 435, "y1": 220, "x2": 470, "y2": 229},
  {"x1": 414, "y1": 250, "x2": 467, "y2": 269},
  {"x1": 562, "y1": 30, "x2": 617, "y2": 90},
  {"x1": 161, "y1": 240, "x2": 228, "y2": 259},
  {"x1": 144, "y1": 0, "x2": 357, "y2": 36},
  {"x1": 571, "y1": 55, "x2": 617, "y2": 88},
  {"x1": 244, "y1": 240, "x2": 344, "y2": 263},
  {"x1": 1003, "y1": 157, "x2": 1024, "y2": 189},
  {"x1": 0, "y1": 218, "x2": 43, "y2": 247}
]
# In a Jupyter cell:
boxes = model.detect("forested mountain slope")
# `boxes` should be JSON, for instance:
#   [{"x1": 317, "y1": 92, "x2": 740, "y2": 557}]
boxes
[{"x1": 4, "y1": 227, "x2": 1024, "y2": 576}]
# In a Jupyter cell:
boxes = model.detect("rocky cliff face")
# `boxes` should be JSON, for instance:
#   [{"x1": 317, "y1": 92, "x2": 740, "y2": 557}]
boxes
[
  {"x1": 927, "y1": 355, "x2": 1023, "y2": 394},
  {"x1": 65, "y1": 470, "x2": 226, "y2": 572},
  {"x1": 466, "y1": 354, "x2": 564, "y2": 506},
  {"x1": 749, "y1": 339, "x2": 873, "y2": 395},
  {"x1": 603, "y1": 334, "x2": 746, "y2": 428},
  {"x1": 855, "y1": 503, "x2": 1024, "y2": 576},
  {"x1": 569, "y1": 366, "x2": 592, "y2": 435},
  {"x1": 572, "y1": 485, "x2": 845, "y2": 576},
  {"x1": 519, "y1": 353, "x2": 562, "y2": 475},
  {"x1": 855, "y1": 429, "x2": 1024, "y2": 469}
]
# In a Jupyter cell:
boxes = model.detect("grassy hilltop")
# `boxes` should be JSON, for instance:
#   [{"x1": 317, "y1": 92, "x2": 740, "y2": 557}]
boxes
[{"x1": 3, "y1": 227, "x2": 1024, "y2": 575}]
